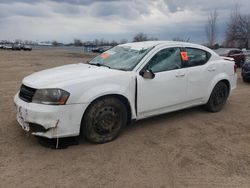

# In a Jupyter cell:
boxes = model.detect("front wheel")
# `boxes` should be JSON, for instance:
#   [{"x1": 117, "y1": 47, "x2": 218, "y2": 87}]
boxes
[
  {"x1": 82, "y1": 97, "x2": 127, "y2": 143},
  {"x1": 243, "y1": 77, "x2": 249, "y2": 82},
  {"x1": 205, "y1": 82, "x2": 229, "y2": 112}
]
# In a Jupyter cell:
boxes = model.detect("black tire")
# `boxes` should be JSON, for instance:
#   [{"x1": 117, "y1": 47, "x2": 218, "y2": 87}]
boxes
[
  {"x1": 82, "y1": 97, "x2": 127, "y2": 143},
  {"x1": 205, "y1": 82, "x2": 229, "y2": 112},
  {"x1": 243, "y1": 77, "x2": 249, "y2": 82}
]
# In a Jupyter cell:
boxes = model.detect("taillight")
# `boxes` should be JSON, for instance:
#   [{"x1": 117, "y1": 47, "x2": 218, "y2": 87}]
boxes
[{"x1": 234, "y1": 63, "x2": 237, "y2": 74}]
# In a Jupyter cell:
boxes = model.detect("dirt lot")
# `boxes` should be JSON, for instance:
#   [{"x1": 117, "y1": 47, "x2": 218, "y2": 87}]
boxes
[{"x1": 0, "y1": 48, "x2": 250, "y2": 188}]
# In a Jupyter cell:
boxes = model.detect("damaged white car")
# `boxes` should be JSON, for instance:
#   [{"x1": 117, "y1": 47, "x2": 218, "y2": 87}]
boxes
[{"x1": 14, "y1": 41, "x2": 237, "y2": 143}]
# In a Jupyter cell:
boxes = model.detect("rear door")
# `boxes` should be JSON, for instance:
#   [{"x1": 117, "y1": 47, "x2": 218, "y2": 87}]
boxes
[{"x1": 184, "y1": 47, "x2": 215, "y2": 101}]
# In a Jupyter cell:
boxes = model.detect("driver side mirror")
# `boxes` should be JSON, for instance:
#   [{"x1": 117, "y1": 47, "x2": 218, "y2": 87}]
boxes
[{"x1": 140, "y1": 69, "x2": 155, "y2": 79}]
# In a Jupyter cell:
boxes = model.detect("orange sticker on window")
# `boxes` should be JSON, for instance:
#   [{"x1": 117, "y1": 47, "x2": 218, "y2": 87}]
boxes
[
  {"x1": 180, "y1": 52, "x2": 188, "y2": 61},
  {"x1": 100, "y1": 53, "x2": 110, "y2": 59}
]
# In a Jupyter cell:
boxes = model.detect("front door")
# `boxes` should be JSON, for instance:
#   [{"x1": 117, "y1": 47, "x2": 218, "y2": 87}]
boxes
[{"x1": 137, "y1": 47, "x2": 187, "y2": 118}]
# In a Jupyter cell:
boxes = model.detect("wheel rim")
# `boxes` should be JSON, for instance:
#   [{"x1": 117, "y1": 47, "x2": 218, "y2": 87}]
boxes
[
  {"x1": 214, "y1": 88, "x2": 227, "y2": 106},
  {"x1": 93, "y1": 106, "x2": 120, "y2": 135}
]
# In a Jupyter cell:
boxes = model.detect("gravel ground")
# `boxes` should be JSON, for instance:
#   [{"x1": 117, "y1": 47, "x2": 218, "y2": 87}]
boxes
[{"x1": 0, "y1": 49, "x2": 250, "y2": 188}]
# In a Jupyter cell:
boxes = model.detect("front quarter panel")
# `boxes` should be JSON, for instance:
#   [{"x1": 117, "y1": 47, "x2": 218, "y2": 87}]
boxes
[{"x1": 65, "y1": 72, "x2": 137, "y2": 119}]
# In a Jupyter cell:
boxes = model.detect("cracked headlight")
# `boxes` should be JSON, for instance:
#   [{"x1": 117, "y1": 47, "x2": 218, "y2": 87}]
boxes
[{"x1": 32, "y1": 89, "x2": 70, "y2": 105}]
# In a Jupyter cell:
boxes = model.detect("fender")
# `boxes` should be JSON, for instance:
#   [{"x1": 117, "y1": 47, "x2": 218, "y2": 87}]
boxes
[
  {"x1": 205, "y1": 72, "x2": 231, "y2": 102},
  {"x1": 74, "y1": 79, "x2": 137, "y2": 119}
]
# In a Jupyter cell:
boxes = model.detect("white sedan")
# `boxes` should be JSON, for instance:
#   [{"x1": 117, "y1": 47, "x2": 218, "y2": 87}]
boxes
[{"x1": 14, "y1": 41, "x2": 237, "y2": 143}]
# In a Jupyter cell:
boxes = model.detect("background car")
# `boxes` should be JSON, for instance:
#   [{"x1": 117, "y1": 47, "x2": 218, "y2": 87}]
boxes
[
  {"x1": 243, "y1": 50, "x2": 250, "y2": 62},
  {"x1": 92, "y1": 46, "x2": 112, "y2": 53},
  {"x1": 12, "y1": 44, "x2": 22, "y2": 51},
  {"x1": 3, "y1": 44, "x2": 12, "y2": 50},
  {"x1": 215, "y1": 48, "x2": 245, "y2": 68},
  {"x1": 21, "y1": 45, "x2": 32, "y2": 51},
  {"x1": 242, "y1": 60, "x2": 250, "y2": 82}
]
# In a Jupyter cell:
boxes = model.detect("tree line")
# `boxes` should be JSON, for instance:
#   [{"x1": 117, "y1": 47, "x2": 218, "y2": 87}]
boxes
[
  {"x1": 78, "y1": 5, "x2": 250, "y2": 50},
  {"x1": 3, "y1": 5, "x2": 249, "y2": 49},
  {"x1": 205, "y1": 6, "x2": 250, "y2": 49}
]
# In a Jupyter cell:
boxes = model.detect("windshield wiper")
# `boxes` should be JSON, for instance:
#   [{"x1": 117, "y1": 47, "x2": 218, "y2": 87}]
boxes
[
  {"x1": 88, "y1": 62, "x2": 111, "y2": 69},
  {"x1": 96, "y1": 63, "x2": 111, "y2": 68}
]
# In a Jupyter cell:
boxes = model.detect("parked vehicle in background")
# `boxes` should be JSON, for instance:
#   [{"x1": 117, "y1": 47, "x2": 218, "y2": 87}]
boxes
[
  {"x1": 242, "y1": 60, "x2": 250, "y2": 82},
  {"x1": 12, "y1": 44, "x2": 22, "y2": 51},
  {"x1": 14, "y1": 41, "x2": 237, "y2": 144},
  {"x1": 0, "y1": 43, "x2": 32, "y2": 51},
  {"x1": 21, "y1": 45, "x2": 32, "y2": 51},
  {"x1": 243, "y1": 50, "x2": 250, "y2": 62},
  {"x1": 3, "y1": 45, "x2": 12, "y2": 50},
  {"x1": 92, "y1": 46, "x2": 112, "y2": 53},
  {"x1": 215, "y1": 48, "x2": 245, "y2": 68}
]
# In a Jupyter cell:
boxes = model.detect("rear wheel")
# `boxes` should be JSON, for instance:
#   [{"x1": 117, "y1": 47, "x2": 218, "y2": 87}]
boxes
[
  {"x1": 82, "y1": 97, "x2": 127, "y2": 143},
  {"x1": 205, "y1": 82, "x2": 229, "y2": 112}
]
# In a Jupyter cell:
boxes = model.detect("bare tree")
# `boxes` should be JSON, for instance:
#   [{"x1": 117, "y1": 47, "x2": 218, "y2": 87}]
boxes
[
  {"x1": 237, "y1": 14, "x2": 250, "y2": 48},
  {"x1": 52, "y1": 40, "x2": 59, "y2": 46},
  {"x1": 224, "y1": 6, "x2": 240, "y2": 47},
  {"x1": 14, "y1": 39, "x2": 23, "y2": 44},
  {"x1": 74, "y1": 38, "x2": 83, "y2": 46},
  {"x1": 110, "y1": 40, "x2": 118, "y2": 46},
  {"x1": 224, "y1": 5, "x2": 250, "y2": 48},
  {"x1": 133, "y1": 33, "x2": 148, "y2": 42},
  {"x1": 205, "y1": 10, "x2": 218, "y2": 48}
]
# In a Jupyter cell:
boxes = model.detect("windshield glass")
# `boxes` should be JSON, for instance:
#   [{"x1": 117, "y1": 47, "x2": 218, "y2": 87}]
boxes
[{"x1": 88, "y1": 46, "x2": 152, "y2": 71}]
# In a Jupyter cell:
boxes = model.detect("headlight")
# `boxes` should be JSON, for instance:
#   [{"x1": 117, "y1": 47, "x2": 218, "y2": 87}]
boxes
[{"x1": 32, "y1": 89, "x2": 70, "y2": 105}]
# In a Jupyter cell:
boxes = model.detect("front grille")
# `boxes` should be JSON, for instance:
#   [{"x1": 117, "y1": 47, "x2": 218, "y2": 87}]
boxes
[{"x1": 19, "y1": 84, "x2": 36, "y2": 103}]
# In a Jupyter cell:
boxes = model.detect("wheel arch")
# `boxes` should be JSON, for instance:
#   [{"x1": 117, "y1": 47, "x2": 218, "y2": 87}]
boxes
[
  {"x1": 220, "y1": 79, "x2": 230, "y2": 93},
  {"x1": 80, "y1": 94, "x2": 133, "y2": 132},
  {"x1": 205, "y1": 74, "x2": 231, "y2": 103}
]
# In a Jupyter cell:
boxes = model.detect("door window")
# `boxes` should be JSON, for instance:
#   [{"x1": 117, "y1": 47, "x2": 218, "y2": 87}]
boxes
[
  {"x1": 146, "y1": 48, "x2": 182, "y2": 73},
  {"x1": 186, "y1": 48, "x2": 211, "y2": 67}
]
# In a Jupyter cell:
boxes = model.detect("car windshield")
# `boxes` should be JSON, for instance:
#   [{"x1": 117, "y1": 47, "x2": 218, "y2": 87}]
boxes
[{"x1": 88, "y1": 46, "x2": 152, "y2": 71}]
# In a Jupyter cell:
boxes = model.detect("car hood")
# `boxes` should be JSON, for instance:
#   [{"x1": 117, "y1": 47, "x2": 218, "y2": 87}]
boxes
[{"x1": 23, "y1": 63, "x2": 128, "y2": 89}]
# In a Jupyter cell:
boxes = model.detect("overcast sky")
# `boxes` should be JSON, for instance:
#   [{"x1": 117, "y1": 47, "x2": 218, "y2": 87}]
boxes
[{"x1": 0, "y1": 0, "x2": 249, "y2": 43}]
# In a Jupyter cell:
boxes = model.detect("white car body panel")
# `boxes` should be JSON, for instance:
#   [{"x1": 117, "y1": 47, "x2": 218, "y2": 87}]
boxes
[
  {"x1": 14, "y1": 94, "x2": 88, "y2": 138},
  {"x1": 137, "y1": 68, "x2": 187, "y2": 118},
  {"x1": 14, "y1": 41, "x2": 237, "y2": 138}
]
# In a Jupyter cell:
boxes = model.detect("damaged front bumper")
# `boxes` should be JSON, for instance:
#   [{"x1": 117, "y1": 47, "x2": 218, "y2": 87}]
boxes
[{"x1": 14, "y1": 94, "x2": 88, "y2": 139}]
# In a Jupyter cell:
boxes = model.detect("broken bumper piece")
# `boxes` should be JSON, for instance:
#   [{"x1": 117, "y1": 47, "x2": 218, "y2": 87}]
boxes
[{"x1": 14, "y1": 94, "x2": 88, "y2": 139}]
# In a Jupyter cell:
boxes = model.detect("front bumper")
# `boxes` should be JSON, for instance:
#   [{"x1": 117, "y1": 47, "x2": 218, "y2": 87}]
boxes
[{"x1": 14, "y1": 94, "x2": 88, "y2": 139}]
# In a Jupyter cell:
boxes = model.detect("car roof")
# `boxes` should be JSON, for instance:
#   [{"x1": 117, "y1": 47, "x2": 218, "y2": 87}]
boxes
[{"x1": 119, "y1": 41, "x2": 209, "y2": 51}]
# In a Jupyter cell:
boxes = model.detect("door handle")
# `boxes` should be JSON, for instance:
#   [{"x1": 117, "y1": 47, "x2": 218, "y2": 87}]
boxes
[
  {"x1": 208, "y1": 67, "x2": 216, "y2": 72},
  {"x1": 175, "y1": 72, "x2": 185, "y2": 77}
]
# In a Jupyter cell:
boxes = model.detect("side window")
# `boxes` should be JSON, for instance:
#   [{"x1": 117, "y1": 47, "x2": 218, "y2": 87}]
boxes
[
  {"x1": 186, "y1": 48, "x2": 211, "y2": 67},
  {"x1": 146, "y1": 48, "x2": 182, "y2": 73},
  {"x1": 235, "y1": 50, "x2": 242, "y2": 55}
]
